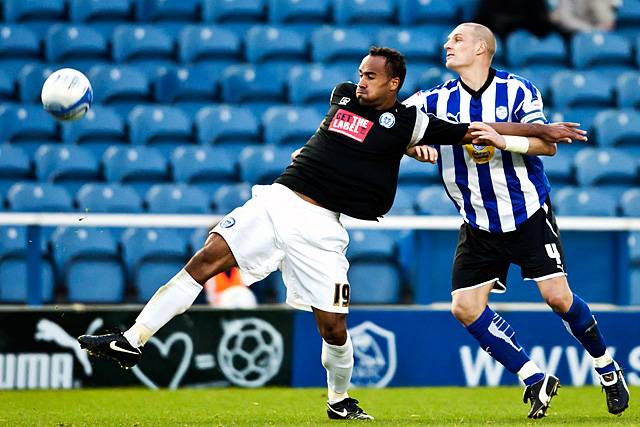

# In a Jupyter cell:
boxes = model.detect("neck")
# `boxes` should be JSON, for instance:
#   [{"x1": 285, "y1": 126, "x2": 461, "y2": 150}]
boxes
[
  {"x1": 456, "y1": 65, "x2": 491, "y2": 91},
  {"x1": 374, "y1": 96, "x2": 397, "y2": 110}
]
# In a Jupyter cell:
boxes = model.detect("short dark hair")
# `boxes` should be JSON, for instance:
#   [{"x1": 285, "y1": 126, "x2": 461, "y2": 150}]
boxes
[{"x1": 368, "y1": 46, "x2": 407, "y2": 91}]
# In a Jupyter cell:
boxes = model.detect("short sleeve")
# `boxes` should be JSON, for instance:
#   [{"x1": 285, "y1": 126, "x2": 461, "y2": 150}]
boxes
[
  {"x1": 415, "y1": 114, "x2": 469, "y2": 146},
  {"x1": 513, "y1": 82, "x2": 548, "y2": 124}
]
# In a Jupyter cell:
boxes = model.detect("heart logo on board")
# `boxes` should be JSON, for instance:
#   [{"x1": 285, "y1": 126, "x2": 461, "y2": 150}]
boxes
[{"x1": 131, "y1": 332, "x2": 193, "y2": 390}]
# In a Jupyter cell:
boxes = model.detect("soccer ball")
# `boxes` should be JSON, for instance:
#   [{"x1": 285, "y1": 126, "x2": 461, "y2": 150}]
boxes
[{"x1": 41, "y1": 68, "x2": 93, "y2": 121}]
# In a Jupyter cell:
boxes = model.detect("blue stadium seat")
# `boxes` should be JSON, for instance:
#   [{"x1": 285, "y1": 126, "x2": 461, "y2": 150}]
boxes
[
  {"x1": 630, "y1": 232, "x2": 640, "y2": 266},
  {"x1": 121, "y1": 227, "x2": 188, "y2": 301},
  {"x1": 618, "y1": 0, "x2": 640, "y2": 31},
  {"x1": 70, "y1": 0, "x2": 133, "y2": 22},
  {"x1": 0, "y1": 104, "x2": 58, "y2": 144},
  {"x1": 17, "y1": 63, "x2": 53, "y2": 102},
  {"x1": 103, "y1": 146, "x2": 168, "y2": 196},
  {"x1": 288, "y1": 64, "x2": 349, "y2": 104},
  {"x1": 553, "y1": 187, "x2": 617, "y2": 216},
  {"x1": 621, "y1": 188, "x2": 640, "y2": 217},
  {"x1": 516, "y1": 66, "x2": 566, "y2": 101},
  {"x1": 398, "y1": 0, "x2": 457, "y2": 25},
  {"x1": 171, "y1": 146, "x2": 236, "y2": 192},
  {"x1": 268, "y1": 0, "x2": 330, "y2": 23},
  {"x1": 348, "y1": 230, "x2": 401, "y2": 304},
  {"x1": 154, "y1": 66, "x2": 218, "y2": 103},
  {"x1": 415, "y1": 186, "x2": 458, "y2": 215},
  {"x1": 593, "y1": 109, "x2": 640, "y2": 147},
  {"x1": 239, "y1": 145, "x2": 290, "y2": 185},
  {"x1": 202, "y1": 0, "x2": 265, "y2": 23},
  {"x1": 263, "y1": 106, "x2": 321, "y2": 145},
  {"x1": 617, "y1": 72, "x2": 640, "y2": 109},
  {"x1": 377, "y1": 28, "x2": 440, "y2": 65},
  {"x1": 4, "y1": 0, "x2": 65, "y2": 22},
  {"x1": 416, "y1": 66, "x2": 456, "y2": 91},
  {"x1": 220, "y1": 64, "x2": 286, "y2": 103},
  {"x1": 0, "y1": 25, "x2": 41, "y2": 75},
  {"x1": 61, "y1": 106, "x2": 127, "y2": 157},
  {"x1": 0, "y1": 70, "x2": 14, "y2": 101},
  {"x1": 550, "y1": 71, "x2": 614, "y2": 108},
  {"x1": 7, "y1": 182, "x2": 72, "y2": 212},
  {"x1": 112, "y1": 25, "x2": 174, "y2": 62},
  {"x1": 178, "y1": 25, "x2": 241, "y2": 72},
  {"x1": 145, "y1": 183, "x2": 210, "y2": 213},
  {"x1": 196, "y1": 105, "x2": 260, "y2": 145},
  {"x1": 0, "y1": 144, "x2": 31, "y2": 196},
  {"x1": 398, "y1": 155, "x2": 440, "y2": 186},
  {"x1": 311, "y1": 27, "x2": 371, "y2": 63},
  {"x1": 245, "y1": 25, "x2": 307, "y2": 64},
  {"x1": 51, "y1": 227, "x2": 124, "y2": 303},
  {"x1": 128, "y1": 106, "x2": 193, "y2": 155},
  {"x1": 212, "y1": 182, "x2": 251, "y2": 213},
  {"x1": 45, "y1": 24, "x2": 108, "y2": 68},
  {"x1": 89, "y1": 65, "x2": 151, "y2": 115},
  {"x1": 334, "y1": 0, "x2": 394, "y2": 25},
  {"x1": 507, "y1": 31, "x2": 566, "y2": 68},
  {"x1": 0, "y1": 226, "x2": 54, "y2": 302},
  {"x1": 135, "y1": 0, "x2": 200, "y2": 21},
  {"x1": 76, "y1": 183, "x2": 143, "y2": 213},
  {"x1": 575, "y1": 148, "x2": 637, "y2": 188},
  {"x1": 540, "y1": 144, "x2": 580, "y2": 185},
  {"x1": 34, "y1": 145, "x2": 100, "y2": 194},
  {"x1": 572, "y1": 32, "x2": 633, "y2": 69},
  {"x1": 389, "y1": 187, "x2": 416, "y2": 215}
]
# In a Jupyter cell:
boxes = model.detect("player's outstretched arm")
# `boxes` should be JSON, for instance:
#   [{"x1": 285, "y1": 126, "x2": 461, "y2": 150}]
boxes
[
  {"x1": 469, "y1": 123, "x2": 557, "y2": 156},
  {"x1": 474, "y1": 121, "x2": 588, "y2": 144}
]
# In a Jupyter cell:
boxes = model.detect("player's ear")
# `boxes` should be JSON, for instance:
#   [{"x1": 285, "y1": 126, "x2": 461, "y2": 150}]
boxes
[
  {"x1": 476, "y1": 40, "x2": 487, "y2": 56},
  {"x1": 389, "y1": 76, "x2": 400, "y2": 92}
]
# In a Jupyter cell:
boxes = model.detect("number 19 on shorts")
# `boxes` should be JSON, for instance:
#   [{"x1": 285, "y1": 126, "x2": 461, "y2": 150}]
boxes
[{"x1": 333, "y1": 283, "x2": 350, "y2": 307}]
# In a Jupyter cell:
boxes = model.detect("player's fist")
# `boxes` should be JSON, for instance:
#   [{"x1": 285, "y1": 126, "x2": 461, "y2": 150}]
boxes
[{"x1": 406, "y1": 145, "x2": 438, "y2": 163}]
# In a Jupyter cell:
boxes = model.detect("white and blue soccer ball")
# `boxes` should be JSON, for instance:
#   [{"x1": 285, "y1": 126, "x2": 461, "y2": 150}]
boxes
[{"x1": 41, "y1": 68, "x2": 93, "y2": 121}]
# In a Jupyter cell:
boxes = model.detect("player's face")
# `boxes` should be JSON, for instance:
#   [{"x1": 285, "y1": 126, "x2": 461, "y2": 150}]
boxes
[
  {"x1": 444, "y1": 25, "x2": 480, "y2": 70},
  {"x1": 356, "y1": 55, "x2": 399, "y2": 107}
]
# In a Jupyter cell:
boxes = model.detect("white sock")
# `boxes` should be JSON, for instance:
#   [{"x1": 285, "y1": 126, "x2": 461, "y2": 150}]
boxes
[
  {"x1": 517, "y1": 360, "x2": 543, "y2": 382},
  {"x1": 321, "y1": 333, "x2": 353, "y2": 404},
  {"x1": 123, "y1": 269, "x2": 202, "y2": 348}
]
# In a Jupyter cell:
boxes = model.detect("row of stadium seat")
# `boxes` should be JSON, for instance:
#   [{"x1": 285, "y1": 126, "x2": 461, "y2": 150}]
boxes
[
  {"x1": 3, "y1": 175, "x2": 640, "y2": 218},
  {"x1": 3, "y1": 102, "x2": 640, "y2": 159},
  {"x1": 0, "y1": 0, "x2": 474, "y2": 29},
  {"x1": 0, "y1": 226, "x2": 406, "y2": 304},
  {"x1": 5, "y1": 22, "x2": 640, "y2": 71}
]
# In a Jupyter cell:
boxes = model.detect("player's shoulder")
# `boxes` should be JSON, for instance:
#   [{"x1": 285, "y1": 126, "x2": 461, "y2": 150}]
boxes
[
  {"x1": 499, "y1": 69, "x2": 540, "y2": 94},
  {"x1": 332, "y1": 81, "x2": 357, "y2": 97}
]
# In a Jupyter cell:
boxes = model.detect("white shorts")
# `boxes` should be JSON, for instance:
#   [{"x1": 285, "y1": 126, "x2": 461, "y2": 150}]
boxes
[{"x1": 212, "y1": 183, "x2": 351, "y2": 313}]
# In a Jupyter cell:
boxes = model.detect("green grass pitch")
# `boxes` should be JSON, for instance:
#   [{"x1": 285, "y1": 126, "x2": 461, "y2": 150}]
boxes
[{"x1": 0, "y1": 386, "x2": 637, "y2": 426}]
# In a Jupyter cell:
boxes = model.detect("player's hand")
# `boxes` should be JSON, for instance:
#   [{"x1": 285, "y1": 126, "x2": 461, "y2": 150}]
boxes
[
  {"x1": 406, "y1": 145, "x2": 438, "y2": 163},
  {"x1": 290, "y1": 147, "x2": 303, "y2": 162},
  {"x1": 469, "y1": 122, "x2": 506, "y2": 149},
  {"x1": 542, "y1": 122, "x2": 588, "y2": 144}
]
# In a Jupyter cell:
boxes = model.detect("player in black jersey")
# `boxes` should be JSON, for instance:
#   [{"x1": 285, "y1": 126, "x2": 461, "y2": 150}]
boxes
[{"x1": 78, "y1": 47, "x2": 586, "y2": 421}]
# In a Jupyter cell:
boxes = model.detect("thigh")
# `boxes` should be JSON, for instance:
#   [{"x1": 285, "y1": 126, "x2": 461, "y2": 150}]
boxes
[
  {"x1": 515, "y1": 201, "x2": 567, "y2": 282},
  {"x1": 281, "y1": 213, "x2": 351, "y2": 314},
  {"x1": 452, "y1": 223, "x2": 510, "y2": 294},
  {"x1": 212, "y1": 193, "x2": 284, "y2": 285}
]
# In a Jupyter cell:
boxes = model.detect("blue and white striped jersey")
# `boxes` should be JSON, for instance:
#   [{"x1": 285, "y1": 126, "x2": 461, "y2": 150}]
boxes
[{"x1": 403, "y1": 68, "x2": 551, "y2": 233}]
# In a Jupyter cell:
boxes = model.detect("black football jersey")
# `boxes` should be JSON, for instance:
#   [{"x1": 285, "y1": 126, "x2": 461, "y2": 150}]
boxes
[{"x1": 275, "y1": 82, "x2": 468, "y2": 220}]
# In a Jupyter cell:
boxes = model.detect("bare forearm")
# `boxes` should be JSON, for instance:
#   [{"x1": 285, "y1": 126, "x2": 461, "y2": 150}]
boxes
[
  {"x1": 525, "y1": 137, "x2": 557, "y2": 156},
  {"x1": 487, "y1": 122, "x2": 546, "y2": 138}
]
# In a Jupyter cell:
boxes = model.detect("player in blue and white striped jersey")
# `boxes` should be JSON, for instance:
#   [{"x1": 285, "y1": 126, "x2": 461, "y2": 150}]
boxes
[{"x1": 404, "y1": 23, "x2": 629, "y2": 418}]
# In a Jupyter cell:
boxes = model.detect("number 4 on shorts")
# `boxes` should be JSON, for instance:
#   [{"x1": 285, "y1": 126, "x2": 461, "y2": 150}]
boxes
[{"x1": 545, "y1": 243, "x2": 562, "y2": 267}]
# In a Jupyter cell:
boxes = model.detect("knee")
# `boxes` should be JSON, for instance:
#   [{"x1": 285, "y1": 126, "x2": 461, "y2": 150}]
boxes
[
  {"x1": 544, "y1": 291, "x2": 572, "y2": 313},
  {"x1": 451, "y1": 298, "x2": 485, "y2": 326},
  {"x1": 318, "y1": 322, "x2": 347, "y2": 346}
]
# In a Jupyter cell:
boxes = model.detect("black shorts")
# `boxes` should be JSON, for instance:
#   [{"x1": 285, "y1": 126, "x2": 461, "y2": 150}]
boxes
[{"x1": 451, "y1": 198, "x2": 567, "y2": 294}]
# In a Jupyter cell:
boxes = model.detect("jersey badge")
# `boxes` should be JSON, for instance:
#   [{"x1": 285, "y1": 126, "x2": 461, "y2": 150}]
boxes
[
  {"x1": 465, "y1": 144, "x2": 495, "y2": 164},
  {"x1": 495, "y1": 106, "x2": 508, "y2": 120},
  {"x1": 379, "y1": 112, "x2": 395, "y2": 128},
  {"x1": 338, "y1": 97, "x2": 350, "y2": 105}
]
